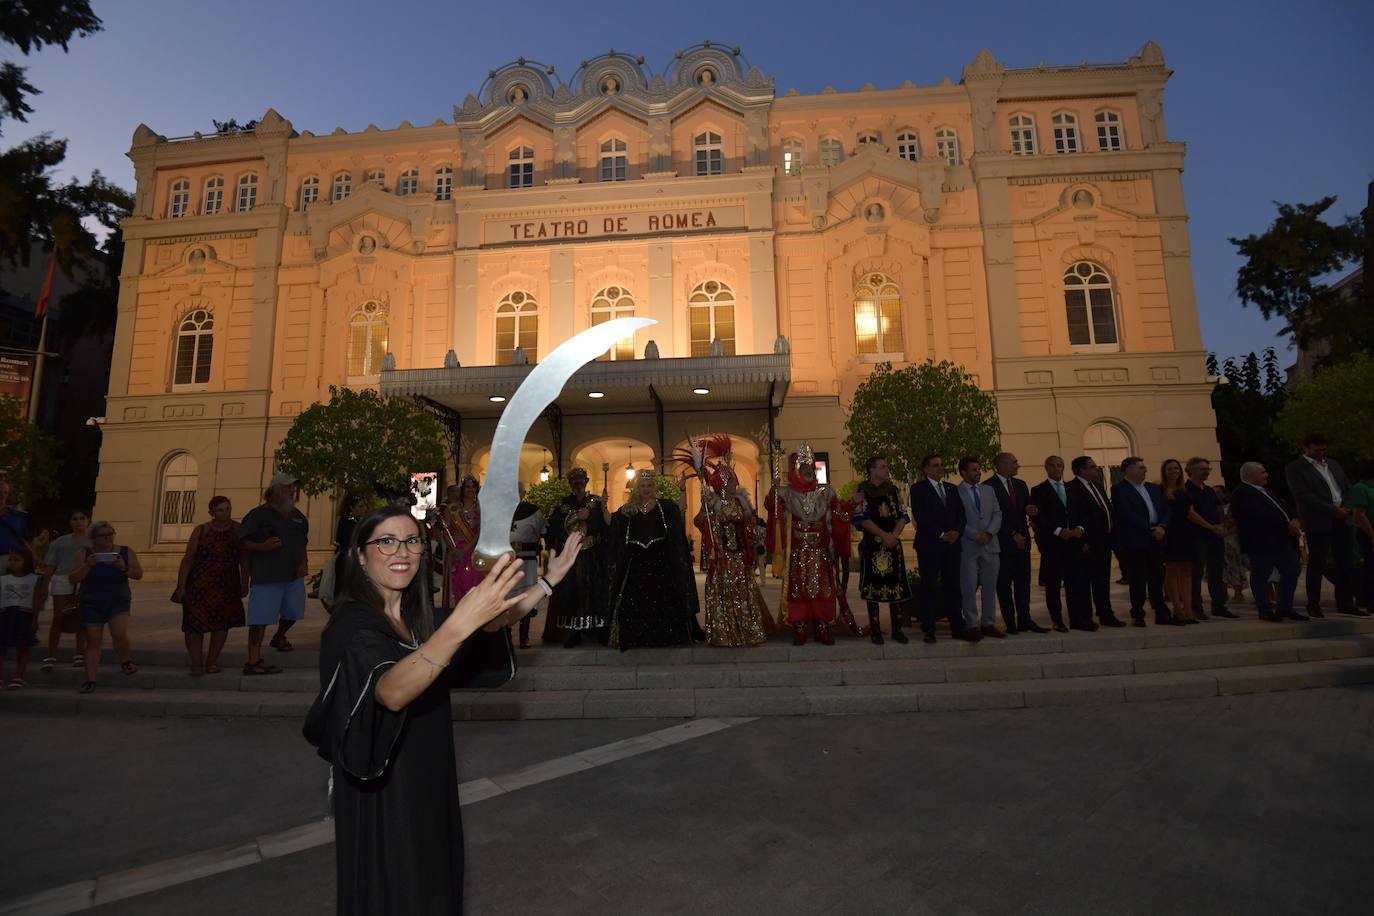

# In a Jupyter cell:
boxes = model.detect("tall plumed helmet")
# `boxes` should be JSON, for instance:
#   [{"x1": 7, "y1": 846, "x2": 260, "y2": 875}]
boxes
[{"x1": 794, "y1": 442, "x2": 816, "y2": 470}]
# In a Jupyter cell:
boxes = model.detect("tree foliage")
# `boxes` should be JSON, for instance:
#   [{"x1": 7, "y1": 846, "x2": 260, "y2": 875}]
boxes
[
  {"x1": 0, "y1": 394, "x2": 61, "y2": 502},
  {"x1": 1230, "y1": 196, "x2": 1370, "y2": 360},
  {"x1": 1275, "y1": 353, "x2": 1374, "y2": 465},
  {"x1": 212, "y1": 118, "x2": 258, "y2": 134},
  {"x1": 275, "y1": 387, "x2": 446, "y2": 500},
  {"x1": 0, "y1": 0, "x2": 102, "y2": 130},
  {"x1": 1205, "y1": 348, "x2": 1290, "y2": 492},
  {"x1": 843, "y1": 360, "x2": 1001, "y2": 484}
]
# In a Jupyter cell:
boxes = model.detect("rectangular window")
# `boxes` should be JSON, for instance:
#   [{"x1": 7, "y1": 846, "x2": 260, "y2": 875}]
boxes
[
  {"x1": 1090, "y1": 288, "x2": 1118, "y2": 344},
  {"x1": 600, "y1": 155, "x2": 627, "y2": 181},
  {"x1": 237, "y1": 182, "x2": 256, "y2": 212},
  {"x1": 434, "y1": 170, "x2": 452, "y2": 201},
  {"x1": 695, "y1": 148, "x2": 723, "y2": 176},
  {"x1": 508, "y1": 162, "x2": 533, "y2": 188},
  {"x1": 1066, "y1": 289, "x2": 1091, "y2": 346}
]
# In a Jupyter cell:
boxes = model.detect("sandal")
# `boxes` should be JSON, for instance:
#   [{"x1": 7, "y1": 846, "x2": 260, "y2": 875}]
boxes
[
  {"x1": 270, "y1": 635, "x2": 294, "y2": 652},
  {"x1": 205, "y1": 664, "x2": 221, "y2": 675},
  {"x1": 71, "y1": 655, "x2": 84, "y2": 666},
  {"x1": 41, "y1": 657, "x2": 56, "y2": 672},
  {"x1": 243, "y1": 660, "x2": 282, "y2": 676},
  {"x1": 78, "y1": 681, "x2": 96, "y2": 694},
  {"x1": 121, "y1": 660, "x2": 139, "y2": 676},
  {"x1": 188, "y1": 666, "x2": 204, "y2": 677},
  {"x1": 5, "y1": 678, "x2": 24, "y2": 690}
]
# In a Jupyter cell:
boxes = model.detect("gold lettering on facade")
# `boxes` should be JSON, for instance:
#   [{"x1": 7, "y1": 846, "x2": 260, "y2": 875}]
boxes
[{"x1": 489, "y1": 208, "x2": 737, "y2": 245}]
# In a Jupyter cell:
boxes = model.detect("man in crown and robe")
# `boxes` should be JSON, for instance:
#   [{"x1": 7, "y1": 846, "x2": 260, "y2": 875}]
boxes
[{"x1": 765, "y1": 443, "x2": 843, "y2": 645}]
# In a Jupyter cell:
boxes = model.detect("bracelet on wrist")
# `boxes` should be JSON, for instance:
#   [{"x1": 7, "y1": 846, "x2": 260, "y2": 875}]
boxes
[{"x1": 536, "y1": 576, "x2": 553, "y2": 597}]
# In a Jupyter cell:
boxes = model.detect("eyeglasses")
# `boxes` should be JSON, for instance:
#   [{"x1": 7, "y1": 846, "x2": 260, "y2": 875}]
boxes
[{"x1": 363, "y1": 535, "x2": 424, "y2": 556}]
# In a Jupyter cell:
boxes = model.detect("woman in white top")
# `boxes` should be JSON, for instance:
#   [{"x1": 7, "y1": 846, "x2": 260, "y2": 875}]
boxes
[{"x1": 41, "y1": 509, "x2": 90, "y2": 671}]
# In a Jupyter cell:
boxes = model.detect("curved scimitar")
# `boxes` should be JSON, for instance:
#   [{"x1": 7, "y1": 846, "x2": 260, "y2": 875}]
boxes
[{"x1": 473, "y1": 317, "x2": 656, "y2": 569}]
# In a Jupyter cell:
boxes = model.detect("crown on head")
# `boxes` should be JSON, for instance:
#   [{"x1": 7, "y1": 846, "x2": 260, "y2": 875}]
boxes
[
  {"x1": 636, "y1": 468, "x2": 656, "y2": 481},
  {"x1": 794, "y1": 442, "x2": 815, "y2": 469}
]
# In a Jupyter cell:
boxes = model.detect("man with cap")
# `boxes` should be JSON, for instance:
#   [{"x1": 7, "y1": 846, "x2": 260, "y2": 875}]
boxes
[{"x1": 238, "y1": 473, "x2": 310, "y2": 675}]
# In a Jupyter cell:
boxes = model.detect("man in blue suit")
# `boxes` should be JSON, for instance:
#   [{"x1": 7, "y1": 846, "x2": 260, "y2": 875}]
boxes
[
  {"x1": 909, "y1": 454, "x2": 972, "y2": 643},
  {"x1": 1111, "y1": 456, "x2": 1176, "y2": 626}
]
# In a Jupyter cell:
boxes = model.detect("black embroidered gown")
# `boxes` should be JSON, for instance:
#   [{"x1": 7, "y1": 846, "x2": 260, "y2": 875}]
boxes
[{"x1": 607, "y1": 500, "x2": 700, "y2": 649}]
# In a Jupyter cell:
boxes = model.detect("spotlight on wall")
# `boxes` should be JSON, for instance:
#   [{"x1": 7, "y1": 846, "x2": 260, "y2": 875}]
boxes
[
  {"x1": 587, "y1": 391, "x2": 605, "y2": 399},
  {"x1": 692, "y1": 387, "x2": 710, "y2": 396},
  {"x1": 488, "y1": 395, "x2": 506, "y2": 403}
]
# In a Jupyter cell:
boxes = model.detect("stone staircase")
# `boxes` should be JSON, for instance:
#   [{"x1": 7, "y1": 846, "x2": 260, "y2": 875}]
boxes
[{"x1": 6, "y1": 617, "x2": 1374, "y2": 719}]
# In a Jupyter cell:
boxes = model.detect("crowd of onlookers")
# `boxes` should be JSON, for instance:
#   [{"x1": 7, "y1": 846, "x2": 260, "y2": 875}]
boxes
[{"x1": 0, "y1": 432, "x2": 1370, "y2": 688}]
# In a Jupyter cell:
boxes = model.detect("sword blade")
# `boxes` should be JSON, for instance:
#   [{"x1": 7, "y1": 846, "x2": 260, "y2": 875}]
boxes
[{"x1": 475, "y1": 317, "x2": 656, "y2": 564}]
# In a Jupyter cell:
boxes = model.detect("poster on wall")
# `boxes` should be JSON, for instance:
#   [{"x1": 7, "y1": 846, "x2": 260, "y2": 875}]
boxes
[
  {"x1": 814, "y1": 452, "x2": 830, "y2": 486},
  {"x1": 410, "y1": 472, "x2": 438, "y2": 522},
  {"x1": 0, "y1": 352, "x2": 35, "y2": 417}
]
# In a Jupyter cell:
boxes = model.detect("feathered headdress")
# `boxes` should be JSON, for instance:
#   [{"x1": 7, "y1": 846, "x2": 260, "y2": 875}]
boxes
[{"x1": 673, "y1": 433, "x2": 735, "y2": 493}]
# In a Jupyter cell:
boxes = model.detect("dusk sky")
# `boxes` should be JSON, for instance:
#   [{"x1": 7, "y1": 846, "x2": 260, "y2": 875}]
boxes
[{"x1": 9, "y1": 0, "x2": 1372, "y2": 361}]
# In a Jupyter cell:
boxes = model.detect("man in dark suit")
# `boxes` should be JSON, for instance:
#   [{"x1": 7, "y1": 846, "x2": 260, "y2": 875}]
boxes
[
  {"x1": 1111, "y1": 456, "x2": 1176, "y2": 626},
  {"x1": 1068, "y1": 456, "x2": 1125, "y2": 628},
  {"x1": 1284, "y1": 433, "x2": 1364, "y2": 617},
  {"x1": 987, "y1": 452, "x2": 1048, "y2": 634},
  {"x1": 910, "y1": 453, "x2": 972, "y2": 642},
  {"x1": 1031, "y1": 455, "x2": 1086, "y2": 632},
  {"x1": 1232, "y1": 461, "x2": 1304, "y2": 621}
]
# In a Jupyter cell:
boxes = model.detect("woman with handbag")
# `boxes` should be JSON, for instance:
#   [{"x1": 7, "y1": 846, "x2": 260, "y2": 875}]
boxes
[
  {"x1": 320, "y1": 493, "x2": 367, "y2": 611},
  {"x1": 173, "y1": 496, "x2": 247, "y2": 675},
  {"x1": 40, "y1": 509, "x2": 91, "y2": 671},
  {"x1": 69, "y1": 521, "x2": 142, "y2": 694},
  {"x1": 313, "y1": 506, "x2": 581, "y2": 915}
]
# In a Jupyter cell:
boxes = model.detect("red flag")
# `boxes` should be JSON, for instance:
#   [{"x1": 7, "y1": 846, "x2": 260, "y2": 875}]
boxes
[{"x1": 34, "y1": 251, "x2": 56, "y2": 319}]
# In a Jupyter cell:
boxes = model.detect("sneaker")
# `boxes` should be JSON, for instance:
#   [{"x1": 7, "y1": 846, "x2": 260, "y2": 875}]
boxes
[
  {"x1": 71, "y1": 655, "x2": 84, "y2": 667},
  {"x1": 40, "y1": 657, "x2": 56, "y2": 672},
  {"x1": 5, "y1": 678, "x2": 24, "y2": 690}
]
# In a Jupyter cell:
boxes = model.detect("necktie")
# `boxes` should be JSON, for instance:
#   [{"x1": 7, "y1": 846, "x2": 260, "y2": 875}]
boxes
[
  {"x1": 1008, "y1": 479, "x2": 1019, "y2": 509},
  {"x1": 1054, "y1": 480, "x2": 1066, "y2": 506},
  {"x1": 971, "y1": 484, "x2": 982, "y2": 514},
  {"x1": 1087, "y1": 481, "x2": 1111, "y2": 531}
]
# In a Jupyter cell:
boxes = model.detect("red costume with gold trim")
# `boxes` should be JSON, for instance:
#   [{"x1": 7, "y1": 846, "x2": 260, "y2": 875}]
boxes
[{"x1": 765, "y1": 446, "x2": 841, "y2": 644}]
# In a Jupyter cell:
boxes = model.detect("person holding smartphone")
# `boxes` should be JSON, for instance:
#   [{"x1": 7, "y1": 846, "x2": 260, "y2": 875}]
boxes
[
  {"x1": 239, "y1": 474, "x2": 310, "y2": 675},
  {"x1": 69, "y1": 521, "x2": 143, "y2": 693}
]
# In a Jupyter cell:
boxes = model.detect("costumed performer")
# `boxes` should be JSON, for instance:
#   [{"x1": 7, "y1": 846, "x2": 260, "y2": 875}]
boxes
[
  {"x1": 854, "y1": 456, "x2": 916, "y2": 644},
  {"x1": 765, "y1": 443, "x2": 841, "y2": 645},
  {"x1": 509, "y1": 483, "x2": 547, "y2": 648},
  {"x1": 607, "y1": 470, "x2": 701, "y2": 650},
  {"x1": 547, "y1": 466, "x2": 611, "y2": 647}
]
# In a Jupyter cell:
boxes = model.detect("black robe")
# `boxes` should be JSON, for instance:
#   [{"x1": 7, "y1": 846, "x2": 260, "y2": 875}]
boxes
[
  {"x1": 606, "y1": 500, "x2": 701, "y2": 649},
  {"x1": 547, "y1": 492, "x2": 610, "y2": 631},
  {"x1": 319, "y1": 602, "x2": 463, "y2": 916}
]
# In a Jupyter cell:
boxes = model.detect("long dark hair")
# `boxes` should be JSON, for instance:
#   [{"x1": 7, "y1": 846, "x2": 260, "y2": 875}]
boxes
[{"x1": 332, "y1": 506, "x2": 435, "y2": 641}]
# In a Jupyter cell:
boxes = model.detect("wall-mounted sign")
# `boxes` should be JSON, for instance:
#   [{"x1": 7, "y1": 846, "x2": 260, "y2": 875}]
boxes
[
  {"x1": 485, "y1": 205, "x2": 746, "y2": 245},
  {"x1": 0, "y1": 353, "x2": 35, "y2": 417}
]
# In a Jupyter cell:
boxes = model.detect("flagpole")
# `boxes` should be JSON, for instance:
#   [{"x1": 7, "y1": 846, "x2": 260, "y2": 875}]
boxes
[{"x1": 27, "y1": 312, "x2": 49, "y2": 422}]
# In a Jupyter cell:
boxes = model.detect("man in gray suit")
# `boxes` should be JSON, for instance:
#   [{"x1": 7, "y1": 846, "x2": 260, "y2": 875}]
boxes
[
  {"x1": 1285, "y1": 433, "x2": 1366, "y2": 617},
  {"x1": 957, "y1": 457, "x2": 1003, "y2": 638}
]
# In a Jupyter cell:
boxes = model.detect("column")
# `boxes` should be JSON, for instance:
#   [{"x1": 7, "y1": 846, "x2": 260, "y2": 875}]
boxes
[{"x1": 1151, "y1": 168, "x2": 1204, "y2": 352}]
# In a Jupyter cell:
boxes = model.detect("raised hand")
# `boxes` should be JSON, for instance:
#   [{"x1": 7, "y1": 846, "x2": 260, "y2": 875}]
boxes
[
  {"x1": 545, "y1": 532, "x2": 583, "y2": 585},
  {"x1": 443, "y1": 553, "x2": 523, "y2": 637}
]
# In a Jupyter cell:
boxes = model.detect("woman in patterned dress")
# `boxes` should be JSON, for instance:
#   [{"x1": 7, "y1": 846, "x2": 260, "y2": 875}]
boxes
[
  {"x1": 693, "y1": 458, "x2": 771, "y2": 648},
  {"x1": 441, "y1": 475, "x2": 484, "y2": 606},
  {"x1": 174, "y1": 496, "x2": 248, "y2": 675}
]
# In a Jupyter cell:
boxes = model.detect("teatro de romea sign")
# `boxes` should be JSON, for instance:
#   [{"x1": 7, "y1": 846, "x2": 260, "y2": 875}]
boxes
[{"x1": 485, "y1": 205, "x2": 745, "y2": 245}]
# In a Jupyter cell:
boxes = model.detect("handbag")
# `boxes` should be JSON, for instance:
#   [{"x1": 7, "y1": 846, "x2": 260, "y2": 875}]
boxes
[{"x1": 318, "y1": 554, "x2": 337, "y2": 605}]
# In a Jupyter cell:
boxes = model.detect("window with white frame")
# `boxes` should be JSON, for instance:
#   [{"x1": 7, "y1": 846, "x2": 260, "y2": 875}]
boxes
[
  {"x1": 365, "y1": 169, "x2": 385, "y2": 188},
  {"x1": 346, "y1": 300, "x2": 389, "y2": 378},
  {"x1": 599, "y1": 138, "x2": 628, "y2": 182},
  {"x1": 396, "y1": 169, "x2": 418, "y2": 196},
  {"x1": 236, "y1": 173, "x2": 257, "y2": 211},
  {"x1": 1063, "y1": 261, "x2": 1119, "y2": 349},
  {"x1": 158, "y1": 453, "x2": 200, "y2": 542},
  {"x1": 590, "y1": 286, "x2": 636, "y2": 360},
  {"x1": 495, "y1": 291, "x2": 538, "y2": 363},
  {"x1": 297, "y1": 176, "x2": 318, "y2": 210},
  {"x1": 507, "y1": 147, "x2": 534, "y2": 188},
  {"x1": 782, "y1": 139, "x2": 804, "y2": 176},
  {"x1": 168, "y1": 179, "x2": 190, "y2": 218},
  {"x1": 173, "y1": 309, "x2": 214, "y2": 386},
  {"x1": 854, "y1": 272, "x2": 904, "y2": 357},
  {"x1": 203, "y1": 176, "x2": 224, "y2": 215},
  {"x1": 694, "y1": 131, "x2": 723, "y2": 176},
  {"x1": 896, "y1": 130, "x2": 919, "y2": 162},
  {"x1": 689, "y1": 280, "x2": 735, "y2": 357},
  {"x1": 1051, "y1": 112, "x2": 1079, "y2": 154},
  {"x1": 1083, "y1": 422, "x2": 1132, "y2": 480},
  {"x1": 433, "y1": 165, "x2": 452, "y2": 201},
  {"x1": 857, "y1": 132, "x2": 882, "y2": 151},
  {"x1": 1095, "y1": 110, "x2": 1123, "y2": 151},
  {"x1": 819, "y1": 136, "x2": 844, "y2": 167},
  {"x1": 332, "y1": 172, "x2": 352, "y2": 202},
  {"x1": 935, "y1": 127, "x2": 959, "y2": 166},
  {"x1": 1009, "y1": 115, "x2": 1037, "y2": 156}
]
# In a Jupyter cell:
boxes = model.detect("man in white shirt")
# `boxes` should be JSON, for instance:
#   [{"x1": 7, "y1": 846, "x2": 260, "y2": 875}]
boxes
[{"x1": 1284, "y1": 434, "x2": 1359, "y2": 616}]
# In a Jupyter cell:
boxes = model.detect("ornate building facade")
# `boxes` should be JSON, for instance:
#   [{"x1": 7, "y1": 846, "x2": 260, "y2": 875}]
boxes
[{"x1": 100, "y1": 41, "x2": 1218, "y2": 571}]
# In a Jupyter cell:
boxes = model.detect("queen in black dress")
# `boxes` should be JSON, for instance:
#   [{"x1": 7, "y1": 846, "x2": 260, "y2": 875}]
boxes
[
  {"x1": 607, "y1": 471, "x2": 701, "y2": 650},
  {"x1": 315, "y1": 506, "x2": 581, "y2": 915}
]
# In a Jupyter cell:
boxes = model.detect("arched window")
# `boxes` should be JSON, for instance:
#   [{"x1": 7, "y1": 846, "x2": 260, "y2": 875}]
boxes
[
  {"x1": 590, "y1": 286, "x2": 636, "y2": 360},
  {"x1": 857, "y1": 131, "x2": 882, "y2": 150},
  {"x1": 1051, "y1": 112, "x2": 1079, "y2": 154},
  {"x1": 1063, "y1": 261, "x2": 1119, "y2": 349},
  {"x1": 507, "y1": 147, "x2": 534, "y2": 188},
  {"x1": 854, "y1": 272, "x2": 904, "y2": 357},
  {"x1": 365, "y1": 169, "x2": 386, "y2": 188},
  {"x1": 689, "y1": 280, "x2": 735, "y2": 357},
  {"x1": 1009, "y1": 115, "x2": 1037, "y2": 156},
  {"x1": 433, "y1": 165, "x2": 453, "y2": 201},
  {"x1": 298, "y1": 176, "x2": 319, "y2": 210},
  {"x1": 1083, "y1": 422, "x2": 1132, "y2": 483},
  {"x1": 1095, "y1": 110, "x2": 1124, "y2": 151},
  {"x1": 347, "y1": 301, "x2": 389, "y2": 379},
  {"x1": 203, "y1": 176, "x2": 225, "y2": 215},
  {"x1": 236, "y1": 173, "x2": 257, "y2": 212},
  {"x1": 332, "y1": 172, "x2": 352, "y2": 202},
  {"x1": 396, "y1": 169, "x2": 418, "y2": 196},
  {"x1": 158, "y1": 453, "x2": 200, "y2": 542},
  {"x1": 896, "y1": 130, "x2": 919, "y2": 161},
  {"x1": 496, "y1": 291, "x2": 538, "y2": 364},
  {"x1": 819, "y1": 136, "x2": 844, "y2": 168},
  {"x1": 173, "y1": 308, "x2": 214, "y2": 387},
  {"x1": 599, "y1": 138, "x2": 628, "y2": 182},
  {"x1": 935, "y1": 127, "x2": 959, "y2": 166},
  {"x1": 168, "y1": 178, "x2": 190, "y2": 218},
  {"x1": 782, "y1": 139, "x2": 804, "y2": 176},
  {"x1": 694, "y1": 131, "x2": 723, "y2": 176}
]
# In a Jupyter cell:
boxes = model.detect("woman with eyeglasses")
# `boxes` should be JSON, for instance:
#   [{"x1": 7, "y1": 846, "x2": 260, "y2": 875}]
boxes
[
  {"x1": 68, "y1": 521, "x2": 143, "y2": 694},
  {"x1": 315, "y1": 506, "x2": 581, "y2": 915}
]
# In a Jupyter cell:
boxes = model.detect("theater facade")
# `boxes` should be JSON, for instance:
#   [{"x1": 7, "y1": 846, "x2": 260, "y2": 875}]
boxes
[{"x1": 98, "y1": 41, "x2": 1219, "y2": 571}]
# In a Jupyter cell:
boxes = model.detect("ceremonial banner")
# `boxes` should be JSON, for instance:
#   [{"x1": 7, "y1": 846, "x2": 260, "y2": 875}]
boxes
[{"x1": 0, "y1": 353, "x2": 35, "y2": 417}]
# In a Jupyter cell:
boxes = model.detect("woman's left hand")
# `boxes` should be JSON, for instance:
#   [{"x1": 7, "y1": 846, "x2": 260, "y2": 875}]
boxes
[
  {"x1": 544, "y1": 532, "x2": 583, "y2": 585},
  {"x1": 114, "y1": 554, "x2": 127, "y2": 572}
]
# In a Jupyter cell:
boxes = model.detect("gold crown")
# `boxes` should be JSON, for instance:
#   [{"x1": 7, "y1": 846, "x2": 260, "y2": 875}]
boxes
[
  {"x1": 794, "y1": 442, "x2": 815, "y2": 469},
  {"x1": 636, "y1": 468, "x2": 656, "y2": 480}
]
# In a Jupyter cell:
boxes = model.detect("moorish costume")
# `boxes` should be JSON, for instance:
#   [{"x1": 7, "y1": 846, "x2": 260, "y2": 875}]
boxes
[
  {"x1": 509, "y1": 500, "x2": 547, "y2": 648},
  {"x1": 766, "y1": 444, "x2": 842, "y2": 645},
  {"x1": 854, "y1": 480, "x2": 914, "y2": 644},
  {"x1": 547, "y1": 477, "x2": 610, "y2": 646},
  {"x1": 607, "y1": 474, "x2": 701, "y2": 650}
]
